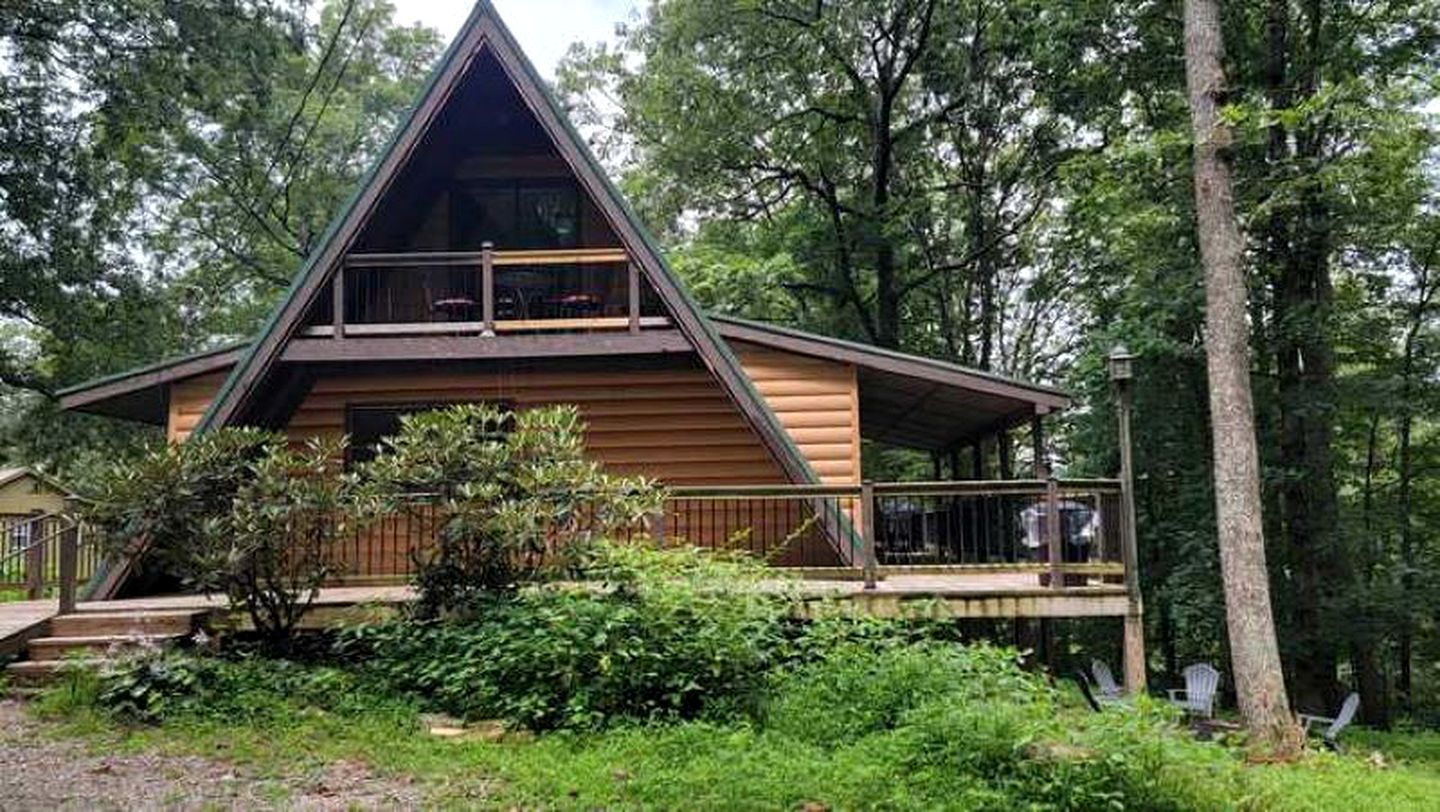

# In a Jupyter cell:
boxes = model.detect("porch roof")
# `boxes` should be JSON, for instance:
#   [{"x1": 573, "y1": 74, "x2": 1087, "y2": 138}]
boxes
[
  {"x1": 57, "y1": 318, "x2": 1069, "y2": 451},
  {"x1": 709, "y1": 316, "x2": 1069, "y2": 451}
]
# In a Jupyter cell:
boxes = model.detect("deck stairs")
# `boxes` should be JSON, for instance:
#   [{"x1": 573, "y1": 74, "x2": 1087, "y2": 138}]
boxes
[{"x1": 5, "y1": 608, "x2": 209, "y2": 688}]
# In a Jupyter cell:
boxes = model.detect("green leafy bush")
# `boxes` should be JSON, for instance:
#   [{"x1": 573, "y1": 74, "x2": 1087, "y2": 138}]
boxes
[
  {"x1": 342, "y1": 543, "x2": 793, "y2": 729},
  {"x1": 354, "y1": 404, "x2": 663, "y2": 616},
  {"x1": 762, "y1": 642, "x2": 1243, "y2": 810},
  {"x1": 97, "y1": 645, "x2": 209, "y2": 723},
  {"x1": 85, "y1": 430, "x2": 354, "y2": 650},
  {"x1": 84, "y1": 645, "x2": 403, "y2": 725},
  {"x1": 764, "y1": 640, "x2": 1041, "y2": 744}
]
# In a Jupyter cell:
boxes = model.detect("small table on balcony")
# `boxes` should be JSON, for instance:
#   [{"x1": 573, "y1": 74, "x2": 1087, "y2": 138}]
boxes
[{"x1": 431, "y1": 297, "x2": 479, "y2": 326}]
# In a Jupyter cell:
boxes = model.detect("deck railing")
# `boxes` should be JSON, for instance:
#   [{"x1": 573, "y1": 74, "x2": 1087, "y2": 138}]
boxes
[
  {"x1": 327, "y1": 478, "x2": 1129, "y2": 590},
  {"x1": 0, "y1": 513, "x2": 100, "y2": 608},
  {"x1": 304, "y1": 246, "x2": 667, "y2": 338}
]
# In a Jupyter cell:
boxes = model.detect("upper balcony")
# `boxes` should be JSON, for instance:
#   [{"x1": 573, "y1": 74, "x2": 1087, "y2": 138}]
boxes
[{"x1": 301, "y1": 244, "x2": 671, "y2": 339}]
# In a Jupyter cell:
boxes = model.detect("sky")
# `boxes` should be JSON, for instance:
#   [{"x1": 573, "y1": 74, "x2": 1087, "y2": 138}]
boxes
[{"x1": 389, "y1": 0, "x2": 638, "y2": 77}]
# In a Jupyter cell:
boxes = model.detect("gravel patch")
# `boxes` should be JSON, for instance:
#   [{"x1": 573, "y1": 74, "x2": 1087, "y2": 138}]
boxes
[{"x1": 0, "y1": 701, "x2": 423, "y2": 810}]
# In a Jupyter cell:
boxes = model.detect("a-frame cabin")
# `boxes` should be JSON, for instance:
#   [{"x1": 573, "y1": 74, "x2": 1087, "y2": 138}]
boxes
[{"x1": 59, "y1": 1, "x2": 1093, "y2": 588}]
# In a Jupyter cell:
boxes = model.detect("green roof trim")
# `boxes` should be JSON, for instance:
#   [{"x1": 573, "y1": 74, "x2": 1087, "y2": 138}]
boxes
[
  {"x1": 710, "y1": 314, "x2": 1072, "y2": 403},
  {"x1": 190, "y1": 3, "x2": 495, "y2": 436},
  {"x1": 55, "y1": 341, "x2": 250, "y2": 400}
]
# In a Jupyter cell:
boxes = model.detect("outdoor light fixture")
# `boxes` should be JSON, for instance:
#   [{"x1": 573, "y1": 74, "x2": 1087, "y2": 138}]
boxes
[{"x1": 1108, "y1": 344, "x2": 1136, "y2": 384}]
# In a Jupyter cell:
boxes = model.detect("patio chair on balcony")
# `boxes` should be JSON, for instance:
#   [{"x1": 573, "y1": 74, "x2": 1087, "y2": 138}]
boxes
[
  {"x1": 1299, "y1": 692, "x2": 1360, "y2": 752},
  {"x1": 1167, "y1": 662, "x2": 1220, "y2": 718}
]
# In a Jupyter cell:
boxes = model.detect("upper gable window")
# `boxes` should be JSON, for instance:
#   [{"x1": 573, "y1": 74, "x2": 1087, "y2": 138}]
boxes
[{"x1": 451, "y1": 179, "x2": 579, "y2": 250}]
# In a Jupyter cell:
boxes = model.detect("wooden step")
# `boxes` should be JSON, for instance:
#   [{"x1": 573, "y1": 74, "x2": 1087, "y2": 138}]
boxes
[
  {"x1": 26, "y1": 634, "x2": 180, "y2": 662},
  {"x1": 5, "y1": 659, "x2": 106, "y2": 688},
  {"x1": 49, "y1": 610, "x2": 202, "y2": 638}
]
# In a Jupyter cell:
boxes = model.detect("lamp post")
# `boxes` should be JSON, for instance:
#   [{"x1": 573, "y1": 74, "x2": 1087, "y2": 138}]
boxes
[{"x1": 1109, "y1": 344, "x2": 1146, "y2": 692}]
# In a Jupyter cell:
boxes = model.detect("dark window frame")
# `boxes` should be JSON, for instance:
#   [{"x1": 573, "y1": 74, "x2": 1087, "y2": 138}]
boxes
[
  {"x1": 449, "y1": 177, "x2": 581, "y2": 250},
  {"x1": 343, "y1": 401, "x2": 516, "y2": 470}
]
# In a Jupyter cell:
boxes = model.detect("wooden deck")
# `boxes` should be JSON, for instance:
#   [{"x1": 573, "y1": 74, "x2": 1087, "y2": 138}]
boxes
[{"x1": 0, "y1": 573, "x2": 1126, "y2": 649}]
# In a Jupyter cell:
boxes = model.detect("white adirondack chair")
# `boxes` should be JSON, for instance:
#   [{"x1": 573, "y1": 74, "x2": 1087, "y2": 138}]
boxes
[
  {"x1": 1300, "y1": 692, "x2": 1360, "y2": 751},
  {"x1": 1167, "y1": 663, "x2": 1220, "y2": 718},
  {"x1": 1090, "y1": 659, "x2": 1125, "y2": 702}
]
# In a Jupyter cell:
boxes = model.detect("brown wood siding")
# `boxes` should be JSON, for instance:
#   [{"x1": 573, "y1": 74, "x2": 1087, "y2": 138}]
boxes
[
  {"x1": 732, "y1": 341, "x2": 861, "y2": 484},
  {"x1": 287, "y1": 364, "x2": 850, "y2": 573},
  {"x1": 167, "y1": 373, "x2": 229, "y2": 442},
  {"x1": 284, "y1": 367, "x2": 788, "y2": 486}
]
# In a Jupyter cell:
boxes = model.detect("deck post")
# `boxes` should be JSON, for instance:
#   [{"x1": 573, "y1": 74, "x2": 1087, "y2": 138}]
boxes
[
  {"x1": 1110, "y1": 345, "x2": 1146, "y2": 691},
  {"x1": 25, "y1": 533, "x2": 44, "y2": 600},
  {"x1": 331, "y1": 268, "x2": 345, "y2": 340},
  {"x1": 647, "y1": 507, "x2": 667, "y2": 548},
  {"x1": 997, "y1": 428, "x2": 1013, "y2": 479},
  {"x1": 58, "y1": 523, "x2": 78, "y2": 615},
  {"x1": 1045, "y1": 475, "x2": 1062, "y2": 590},
  {"x1": 481, "y1": 241, "x2": 496, "y2": 336},
  {"x1": 628, "y1": 263, "x2": 641, "y2": 334},
  {"x1": 860, "y1": 480, "x2": 878, "y2": 589}
]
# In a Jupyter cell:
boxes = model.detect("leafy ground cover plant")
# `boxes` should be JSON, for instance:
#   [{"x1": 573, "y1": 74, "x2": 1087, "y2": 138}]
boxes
[
  {"x1": 31, "y1": 616, "x2": 1440, "y2": 809},
  {"x1": 341, "y1": 542, "x2": 792, "y2": 729},
  {"x1": 353, "y1": 404, "x2": 662, "y2": 617}
]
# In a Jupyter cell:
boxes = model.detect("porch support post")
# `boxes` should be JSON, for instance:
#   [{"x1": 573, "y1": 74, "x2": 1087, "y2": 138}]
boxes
[
  {"x1": 481, "y1": 241, "x2": 496, "y2": 336},
  {"x1": 1110, "y1": 345, "x2": 1147, "y2": 692},
  {"x1": 331, "y1": 267, "x2": 345, "y2": 340},
  {"x1": 947, "y1": 447, "x2": 960, "y2": 480},
  {"x1": 971, "y1": 442, "x2": 984, "y2": 480},
  {"x1": 1031, "y1": 409, "x2": 1049, "y2": 479},
  {"x1": 997, "y1": 428, "x2": 1013, "y2": 480},
  {"x1": 1045, "y1": 475, "x2": 1062, "y2": 590}
]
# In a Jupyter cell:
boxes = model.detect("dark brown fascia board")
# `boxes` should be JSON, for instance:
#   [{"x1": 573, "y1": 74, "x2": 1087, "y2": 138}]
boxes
[
  {"x1": 193, "y1": 4, "x2": 819, "y2": 487},
  {"x1": 56, "y1": 343, "x2": 248, "y2": 412},
  {"x1": 281, "y1": 331, "x2": 692, "y2": 363},
  {"x1": 712, "y1": 315, "x2": 1071, "y2": 412}
]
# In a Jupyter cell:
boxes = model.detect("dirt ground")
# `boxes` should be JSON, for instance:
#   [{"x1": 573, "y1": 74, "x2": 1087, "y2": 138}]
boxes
[{"x1": 0, "y1": 701, "x2": 423, "y2": 810}]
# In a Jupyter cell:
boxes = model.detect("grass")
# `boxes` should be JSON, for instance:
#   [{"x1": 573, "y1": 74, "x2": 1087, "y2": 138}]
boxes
[{"x1": 32, "y1": 685, "x2": 1440, "y2": 810}]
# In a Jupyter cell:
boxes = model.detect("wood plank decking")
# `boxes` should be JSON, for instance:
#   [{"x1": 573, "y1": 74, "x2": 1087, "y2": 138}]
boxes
[{"x1": 0, "y1": 573, "x2": 1126, "y2": 652}]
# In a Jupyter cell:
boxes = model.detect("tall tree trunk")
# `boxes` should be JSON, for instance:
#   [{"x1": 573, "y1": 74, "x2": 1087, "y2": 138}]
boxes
[
  {"x1": 1261, "y1": 0, "x2": 1348, "y2": 713},
  {"x1": 1394, "y1": 260, "x2": 1434, "y2": 708},
  {"x1": 872, "y1": 86, "x2": 900, "y2": 349},
  {"x1": 1183, "y1": 0, "x2": 1295, "y2": 750}
]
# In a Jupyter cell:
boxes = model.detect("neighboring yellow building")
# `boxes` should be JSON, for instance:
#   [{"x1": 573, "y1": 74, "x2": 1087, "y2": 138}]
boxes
[{"x1": 0, "y1": 468, "x2": 70, "y2": 548}]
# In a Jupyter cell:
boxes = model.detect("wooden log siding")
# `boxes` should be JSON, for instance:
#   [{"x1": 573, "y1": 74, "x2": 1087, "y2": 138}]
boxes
[
  {"x1": 732, "y1": 340, "x2": 862, "y2": 485},
  {"x1": 281, "y1": 368, "x2": 791, "y2": 485},
  {"x1": 167, "y1": 373, "x2": 231, "y2": 442},
  {"x1": 160, "y1": 344, "x2": 864, "y2": 573}
]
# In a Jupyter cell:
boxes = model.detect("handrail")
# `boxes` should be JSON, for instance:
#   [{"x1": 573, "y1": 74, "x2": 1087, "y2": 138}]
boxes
[
  {"x1": 0, "y1": 515, "x2": 69, "y2": 571},
  {"x1": 0, "y1": 513, "x2": 101, "y2": 606},
  {"x1": 344, "y1": 248, "x2": 628, "y2": 267},
  {"x1": 333, "y1": 245, "x2": 642, "y2": 338},
  {"x1": 669, "y1": 479, "x2": 1122, "y2": 500}
]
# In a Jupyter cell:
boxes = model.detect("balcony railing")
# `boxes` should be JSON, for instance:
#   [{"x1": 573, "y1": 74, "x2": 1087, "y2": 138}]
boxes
[
  {"x1": 325, "y1": 479, "x2": 1131, "y2": 591},
  {"x1": 304, "y1": 245, "x2": 669, "y2": 338}
]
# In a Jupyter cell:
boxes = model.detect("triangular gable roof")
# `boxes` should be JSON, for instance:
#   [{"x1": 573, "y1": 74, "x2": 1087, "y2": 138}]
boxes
[{"x1": 195, "y1": 0, "x2": 815, "y2": 485}]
